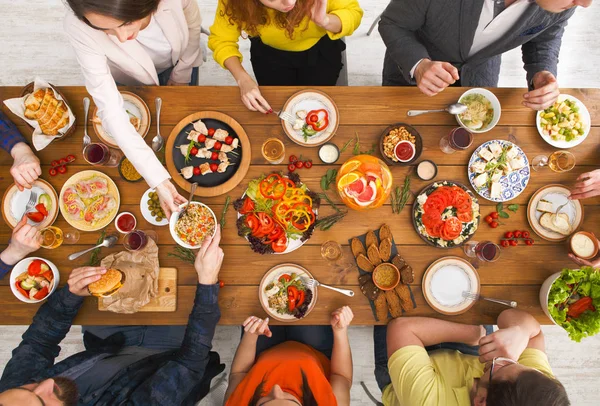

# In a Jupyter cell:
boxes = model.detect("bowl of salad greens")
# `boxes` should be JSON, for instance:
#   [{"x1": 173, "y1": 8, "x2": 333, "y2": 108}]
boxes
[{"x1": 541, "y1": 266, "x2": 600, "y2": 342}]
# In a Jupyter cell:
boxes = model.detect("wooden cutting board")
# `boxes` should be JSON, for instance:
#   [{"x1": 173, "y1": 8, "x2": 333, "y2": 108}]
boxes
[{"x1": 98, "y1": 267, "x2": 177, "y2": 312}]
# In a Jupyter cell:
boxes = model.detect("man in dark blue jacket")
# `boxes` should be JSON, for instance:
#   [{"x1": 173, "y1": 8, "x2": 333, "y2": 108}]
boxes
[{"x1": 0, "y1": 226, "x2": 226, "y2": 406}]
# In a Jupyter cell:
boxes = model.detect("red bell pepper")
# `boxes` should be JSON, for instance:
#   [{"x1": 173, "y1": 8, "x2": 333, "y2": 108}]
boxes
[
  {"x1": 567, "y1": 297, "x2": 595, "y2": 319},
  {"x1": 15, "y1": 282, "x2": 28, "y2": 299},
  {"x1": 33, "y1": 286, "x2": 49, "y2": 300},
  {"x1": 305, "y1": 109, "x2": 329, "y2": 131}
]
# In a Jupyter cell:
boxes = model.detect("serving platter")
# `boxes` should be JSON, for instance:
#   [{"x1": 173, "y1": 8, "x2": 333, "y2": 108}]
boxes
[
  {"x1": 527, "y1": 184, "x2": 584, "y2": 242},
  {"x1": 536, "y1": 94, "x2": 591, "y2": 149},
  {"x1": 2, "y1": 179, "x2": 59, "y2": 229},
  {"x1": 166, "y1": 111, "x2": 251, "y2": 197}
]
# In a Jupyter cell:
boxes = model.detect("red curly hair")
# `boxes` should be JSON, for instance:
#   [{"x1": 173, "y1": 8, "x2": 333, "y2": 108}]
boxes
[{"x1": 221, "y1": 0, "x2": 316, "y2": 39}]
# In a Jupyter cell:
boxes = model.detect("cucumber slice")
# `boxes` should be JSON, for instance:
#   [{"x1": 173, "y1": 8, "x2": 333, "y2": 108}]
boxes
[{"x1": 20, "y1": 280, "x2": 36, "y2": 291}]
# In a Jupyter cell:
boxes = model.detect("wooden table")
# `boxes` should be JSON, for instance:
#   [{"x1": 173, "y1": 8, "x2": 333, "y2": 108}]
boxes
[{"x1": 1, "y1": 86, "x2": 599, "y2": 326}]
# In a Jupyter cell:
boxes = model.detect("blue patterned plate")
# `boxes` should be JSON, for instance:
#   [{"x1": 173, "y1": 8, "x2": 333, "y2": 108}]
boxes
[{"x1": 467, "y1": 140, "x2": 530, "y2": 202}]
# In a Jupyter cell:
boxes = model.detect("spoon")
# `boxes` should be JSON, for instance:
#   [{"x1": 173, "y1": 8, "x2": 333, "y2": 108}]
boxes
[
  {"x1": 151, "y1": 97, "x2": 165, "y2": 152},
  {"x1": 68, "y1": 235, "x2": 118, "y2": 261},
  {"x1": 407, "y1": 103, "x2": 468, "y2": 117},
  {"x1": 83, "y1": 97, "x2": 91, "y2": 148},
  {"x1": 180, "y1": 182, "x2": 198, "y2": 219}
]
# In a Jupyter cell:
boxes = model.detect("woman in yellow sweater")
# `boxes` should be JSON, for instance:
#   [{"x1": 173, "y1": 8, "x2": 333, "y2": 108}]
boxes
[{"x1": 209, "y1": 0, "x2": 363, "y2": 113}]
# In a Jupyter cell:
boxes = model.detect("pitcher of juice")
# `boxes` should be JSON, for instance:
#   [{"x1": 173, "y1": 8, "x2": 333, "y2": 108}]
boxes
[{"x1": 336, "y1": 155, "x2": 393, "y2": 210}]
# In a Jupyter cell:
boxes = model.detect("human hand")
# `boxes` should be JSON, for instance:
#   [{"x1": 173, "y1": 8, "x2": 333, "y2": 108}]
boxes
[
  {"x1": 10, "y1": 142, "x2": 41, "y2": 191},
  {"x1": 0, "y1": 216, "x2": 41, "y2": 265},
  {"x1": 155, "y1": 179, "x2": 187, "y2": 220},
  {"x1": 310, "y1": 0, "x2": 330, "y2": 28},
  {"x1": 569, "y1": 241, "x2": 600, "y2": 267},
  {"x1": 195, "y1": 225, "x2": 224, "y2": 285},
  {"x1": 330, "y1": 306, "x2": 354, "y2": 331},
  {"x1": 67, "y1": 267, "x2": 107, "y2": 296},
  {"x1": 242, "y1": 315, "x2": 273, "y2": 337},
  {"x1": 478, "y1": 325, "x2": 529, "y2": 363},
  {"x1": 569, "y1": 170, "x2": 600, "y2": 200},
  {"x1": 414, "y1": 59, "x2": 460, "y2": 97},
  {"x1": 167, "y1": 78, "x2": 189, "y2": 86},
  {"x1": 237, "y1": 75, "x2": 272, "y2": 114},
  {"x1": 523, "y1": 71, "x2": 560, "y2": 110}
]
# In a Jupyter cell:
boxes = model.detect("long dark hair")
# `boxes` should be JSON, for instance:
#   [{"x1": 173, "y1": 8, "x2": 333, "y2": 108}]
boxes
[
  {"x1": 487, "y1": 371, "x2": 570, "y2": 406},
  {"x1": 249, "y1": 370, "x2": 317, "y2": 406},
  {"x1": 65, "y1": 0, "x2": 160, "y2": 26}
]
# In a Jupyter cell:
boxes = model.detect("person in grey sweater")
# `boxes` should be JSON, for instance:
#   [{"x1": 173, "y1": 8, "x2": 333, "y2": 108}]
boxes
[{"x1": 379, "y1": 0, "x2": 592, "y2": 110}]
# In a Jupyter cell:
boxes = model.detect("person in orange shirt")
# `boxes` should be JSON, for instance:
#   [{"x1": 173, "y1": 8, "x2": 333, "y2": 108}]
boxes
[{"x1": 224, "y1": 306, "x2": 354, "y2": 405}]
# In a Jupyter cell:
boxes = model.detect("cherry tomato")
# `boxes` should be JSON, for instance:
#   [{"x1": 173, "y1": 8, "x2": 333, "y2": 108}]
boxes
[
  {"x1": 190, "y1": 147, "x2": 199, "y2": 156},
  {"x1": 219, "y1": 280, "x2": 225, "y2": 288},
  {"x1": 209, "y1": 163, "x2": 219, "y2": 172},
  {"x1": 505, "y1": 231, "x2": 514, "y2": 239},
  {"x1": 59, "y1": 158, "x2": 67, "y2": 166},
  {"x1": 198, "y1": 134, "x2": 207, "y2": 143},
  {"x1": 289, "y1": 155, "x2": 298, "y2": 163},
  {"x1": 500, "y1": 240, "x2": 510, "y2": 248},
  {"x1": 485, "y1": 215, "x2": 493, "y2": 224},
  {"x1": 58, "y1": 165, "x2": 67, "y2": 174},
  {"x1": 490, "y1": 212, "x2": 499, "y2": 219},
  {"x1": 304, "y1": 160, "x2": 313, "y2": 169},
  {"x1": 193, "y1": 167, "x2": 201, "y2": 176},
  {"x1": 288, "y1": 163, "x2": 296, "y2": 172},
  {"x1": 66, "y1": 154, "x2": 76, "y2": 163},
  {"x1": 295, "y1": 160, "x2": 304, "y2": 169},
  {"x1": 225, "y1": 136, "x2": 234, "y2": 145},
  {"x1": 208, "y1": 128, "x2": 215, "y2": 137},
  {"x1": 490, "y1": 221, "x2": 499, "y2": 228},
  {"x1": 514, "y1": 231, "x2": 523, "y2": 238},
  {"x1": 50, "y1": 160, "x2": 59, "y2": 167},
  {"x1": 522, "y1": 231, "x2": 530, "y2": 239},
  {"x1": 509, "y1": 239, "x2": 518, "y2": 246},
  {"x1": 211, "y1": 151, "x2": 219, "y2": 161},
  {"x1": 49, "y1": 168, "x2": 58, "y2": 176},
  {"x1": 214, "y1": 141, "x2": 222, "y2": 150},
  {"x1": 525, "y1": 239, "x2": 534, "y2": 246}
]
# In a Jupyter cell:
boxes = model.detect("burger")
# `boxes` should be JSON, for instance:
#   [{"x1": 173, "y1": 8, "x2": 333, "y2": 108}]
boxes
[{"x1": 88, "y1": 269, "x2": 125, "y2": 297}]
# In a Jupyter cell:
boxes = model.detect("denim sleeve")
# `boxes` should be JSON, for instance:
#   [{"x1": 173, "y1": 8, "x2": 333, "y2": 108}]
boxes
[
  {"x1": 0, "y1": 258, "x2": 14, "y2": 280},
  {"x1": 0, "y1": 110, "x2": 28, "y2": 154},
  {"x1": 128, "y1": 283, "x2": 220, "y2": 405},
  {"x1": 0, "y1": 287, "x2": 84, "y2": 390}
]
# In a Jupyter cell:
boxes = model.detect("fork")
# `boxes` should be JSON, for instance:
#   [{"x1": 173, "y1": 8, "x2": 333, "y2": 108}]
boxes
[
  {"x1": 24, "y1": 191, "x2": 38, "y2": 214},
  {"x1": 307, "y1": 278, "x2": 355, "y2": 297},
  {"x1": 462, "y1": 291, "x2": 517, "y2": 308},
  {"x1": 277, "y1": 110, "x2": 297, "y2": 126},
  {"x1": 82, "y1": 97, "x2": 91, "y2": 148},
  {"x1": 552, "y1": 199, "x2": 570, "y2": 227}
]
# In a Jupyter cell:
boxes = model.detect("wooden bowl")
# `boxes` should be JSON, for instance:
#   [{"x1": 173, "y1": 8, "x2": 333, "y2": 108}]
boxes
[
  {"x1": 569, "y1": 231, "x2": 599, "y2": 259},
  {"x1": 379, "y1": 123, "x2": 422, "y2": 166},
  {"x1": 372, "y1": 263, "x2": 400, "y2": 291},
  {"x1": 19, "y1": 82, "x2": 76, "y2": 141}
]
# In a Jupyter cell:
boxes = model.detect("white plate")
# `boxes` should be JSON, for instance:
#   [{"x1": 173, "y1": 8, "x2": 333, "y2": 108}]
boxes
[
  {"x1": 258, "y1": 263, "x2": 317, "y2": 322},
  {"x1": 2, "y1": 179, "x2": 59, "y2": 229},
  {"x1": 140, "y1": 188, "x2": 168, "y2": 226},
  {"x1": 527, "y1": 184, "x2": 583, "y2": 241},
  {"x1": 281, "y1": 90, "x2": 339, "y2": 147},
  {"x1": 422, "y1": 257, "x2": 480, "y2": 315},
  {"x1": 169, "y1": 202, "x2": 217, "y2": 249},
  {"x1": 456, "y1": 88, "x2": 502, "y2": 133},
  {"x1": 536, "y1": 94, "x2": 591, "y2": 149},
  {"x1": 468, "y1": 140, "x2": 530, "y2": 202},
  {"x1": 10, "y1": 257, "x2": 60, "y2": 303}
]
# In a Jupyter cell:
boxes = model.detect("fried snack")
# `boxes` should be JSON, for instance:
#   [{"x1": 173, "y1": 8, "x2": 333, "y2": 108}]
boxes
[
  {"x1": 379, "y1": 238, "x2": 392, "y2": 262},
  {"x1": 367, "y1": 244, "x2": 383, "y2": 266},
  {"x1": 351, "y1": 237, "x2": 366, "y2": 258},
  {"x1": 394, "y1": 283, "x2": 413, "y2": 312},
  {"x1": 400, "y1": 264, "x2": 414, "y2": 284},
  {"x1": 391, "y1": 255, "x2": 406, "y2": 271},
  {"x1": 23, "y1": 88, "x2": 69, "y2": 135},
  {"x1": 379, "y1": 224, "x2": 392, "y2": 241},
  {"x1": 374, "y1": 292, "x2": 389, "y2": 321},
  {"x1": 359, "y1": 273, "x2": 381, "y2": 301},
  {"x1": 383, "y1": 126, "x2": 416, "y2": 162},
  {"x1": 366, "y1": 230, "x2": 378, "y2": 248},
  {"x1": 357, "y1": 253, "x2": 375, "y2": 273},
  {"x1": 24, "y1": 89, "x2": 45, "y2": 111},
  {"x1": 385, "y1": 290, "x2": 403, "y2": 318}
]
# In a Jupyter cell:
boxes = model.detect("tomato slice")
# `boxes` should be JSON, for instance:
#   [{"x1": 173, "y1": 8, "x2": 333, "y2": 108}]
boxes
[
  {"x1": 272, "y1": 234, "x2": 288, "y2": 253},
  {"x1": 33, "y1": 286, "x2": 49, "y2": 300},
  {"x1": 296, "y1": 289, "x2": 306, "y2": 307},
  {"x1": 239, "y1": 197, "x2": 255, "y2": 215},
  {"x1": 287, "y1": 285, "x2": 299, "y2": 311},
  {"x1": 35, "y1": 203, "x2": 48, "y2": 217},
  {"x1": 457, "y1": 211, "x2": 473, "y2": 223},
  {"x1": 245, "y1": 214, "x2": 260, "y2": 234},
  {"x1": 26, "y1": 211, "x2": 45, "y2": 223},
  {"x1": 421, "y1": 210, "x2": 442, "y2": 228},
  {"x1": 454, "y1": 195, "x2": 472, "y2": 213},
  {"x1": 267, "y1": 225, "x2": 285, "y2": 244},
  {"x1": 424, "y1": 195, "x2": 448, "y2": 214},
  {"x1": 442, "y1": 217, "x2": 462, "y2": 240},
  {"x1": 278, "y1": 274, "x2": 291, "y2": 283},
  {"x1": 15, "y1": 282, "x2": 28, "y2": 299}
]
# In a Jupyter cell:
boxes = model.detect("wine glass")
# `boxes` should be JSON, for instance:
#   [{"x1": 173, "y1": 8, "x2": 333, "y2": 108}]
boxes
[
  {"x1": 83, "y1": 142, "x2": 123, "y2": 167},
  {"x1": 39, "y1": 226, "x2": 79, "y2": 249},
  {"x1": 321, "y1": 240, "x2": 343, "y2": 262},
  {"x1": 463, "y1": 241, "x2": 501, "y2": 269},
  {"x1": 532, "y1": 151, "x2": 575, "y2": 172}
]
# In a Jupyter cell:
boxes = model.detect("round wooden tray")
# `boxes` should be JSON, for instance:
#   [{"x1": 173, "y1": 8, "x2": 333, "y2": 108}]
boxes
[
  {"x1": 166, "y1": 111, "x2": 251, "y2": 197},
  {"x1": 379, "y1": 122, "x2": 423, "y2": 166},
  {"x1": 20, "y1": 82, "x2": 76, "y2": 141}
]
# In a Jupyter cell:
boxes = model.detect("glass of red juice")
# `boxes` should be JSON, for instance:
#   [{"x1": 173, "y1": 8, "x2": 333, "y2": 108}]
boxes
[
  {"x1": 440, "y1": 127, "x2": 473, "y2": 154},
  {"x1": 463, "y1": 241, "x2": 501, "y2": 263},
  {"x1": 84, "y1": 142, "x2": 123, "y2": 167},
  {"x1": 124, "y1": 230, "x2": 147, "y2": 251}
]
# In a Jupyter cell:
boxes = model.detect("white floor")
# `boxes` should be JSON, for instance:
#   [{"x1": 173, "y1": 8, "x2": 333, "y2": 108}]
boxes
[{"x1": 1, "y1": 1, "x2": 600, "y2": 405}]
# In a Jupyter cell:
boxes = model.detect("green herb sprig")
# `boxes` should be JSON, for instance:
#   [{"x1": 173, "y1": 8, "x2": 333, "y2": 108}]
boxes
[
  {"x1": 220, "y1": 196, "x2": 231, "y2": 229},
  {"x1": 391, "y1": 175, "x2": 411, "y2": 214},
  {"x1": 496, "y1": 202, "x2": 519, "y2": 219},
  {"x1": 168, "y1": 246, "x2": 196, "y2": 265},
  {"x1": 318, "y1": 192, "x2": 343, "y2": 213},
  {"x1": 87, "y1": 230, "x2": 106, "y2": 266},
  {"x1": 315, "y1": 211, "x2": 347, "y2": 231},
  {"x1": 320, "y1": 169, "x2": 338, "y2": 191}
]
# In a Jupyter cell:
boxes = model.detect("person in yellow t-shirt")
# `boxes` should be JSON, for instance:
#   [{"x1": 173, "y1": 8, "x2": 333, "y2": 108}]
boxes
[
  {"x1": 374, "y1": 309, "x2": 570, "y2": 406},
  {"x1": 208, "y1": 0, "x2": 363, "y2": 113}
]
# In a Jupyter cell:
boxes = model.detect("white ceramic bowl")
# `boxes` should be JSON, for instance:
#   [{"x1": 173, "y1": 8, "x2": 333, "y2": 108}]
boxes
[
  {"x1": 169, "y1": 202, "x2": 217, "y2": 249},
  {"x1": 535, "y1": 94, "x2": 591, "y2": 149},
  {"x1": 539, "y1": 272, "x2": 562, "y2": 326},
  {"x1": 10, "y1": 257, "x2": 60, "y2": 303},
  {"x1": 456, "y1": 88, "x2": 502, "y2": 133}
]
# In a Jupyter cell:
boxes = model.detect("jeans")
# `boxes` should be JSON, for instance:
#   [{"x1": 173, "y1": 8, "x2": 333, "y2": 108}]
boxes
[
  {"x1": 157, "y1": 66, "x2": 199, "y2": 86},
  {"x1": 82, "y1": 325, "x2": 187, "y2": 352},
  {"x1": 242, "y1": 325, "x2": 335, "y2": 359},
  {"x1": 373, "y1": 325, "x2": 494, "y2": 391}
]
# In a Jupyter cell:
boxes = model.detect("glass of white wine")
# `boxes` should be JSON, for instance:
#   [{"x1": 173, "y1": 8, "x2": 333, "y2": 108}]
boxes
[
  {"x1": 531, "y1": 151, "x2": 576, "y2": 173},
  {"x1": 39, "y1": 226, "x2": 80, "y2": 249}
]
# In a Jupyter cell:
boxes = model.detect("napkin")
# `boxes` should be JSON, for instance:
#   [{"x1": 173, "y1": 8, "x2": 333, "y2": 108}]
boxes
[
  {"x1": 3, "y1": 77, "x2": 76, "y2": 151},
  {"x1": 99, "y1": 238, "x2": 160, "y2": 314}
]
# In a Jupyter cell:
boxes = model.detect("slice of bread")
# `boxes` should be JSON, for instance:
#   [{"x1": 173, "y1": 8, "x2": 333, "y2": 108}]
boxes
[
  {"x1": 536, "y1": 199, "x2": 554, "y2": 213},
  {"x1": 539, "y1": 212, "x2": 572, "y2": 236}
]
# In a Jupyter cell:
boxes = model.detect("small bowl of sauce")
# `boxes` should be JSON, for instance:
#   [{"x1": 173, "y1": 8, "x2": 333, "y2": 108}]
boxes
[
  {"x1": 318, "y1": 143, "x2": 340, "y2": 164},
  {"x1": 394, "y1": 141, "x2": 416, "y2": 163},
  {"x1": 115, "y1": 212, "x2": 137, "y2": 234},
  {"x1": 373, "y1": 263, "x2": 400, "y2": 291},
  {"x1": 570, "y1": 231, "x2": 599, "y2": 259},
  {"x1": 417, "y1": 160, "x2": 438, "y2": 181}
]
